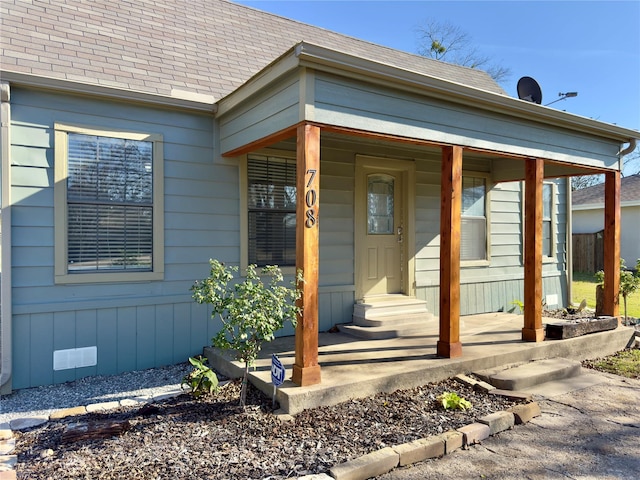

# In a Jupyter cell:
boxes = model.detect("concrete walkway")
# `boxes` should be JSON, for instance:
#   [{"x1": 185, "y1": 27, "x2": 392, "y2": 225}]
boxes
[{"x1": 377, "y1": 370, "x2": 640, "y2": 479}]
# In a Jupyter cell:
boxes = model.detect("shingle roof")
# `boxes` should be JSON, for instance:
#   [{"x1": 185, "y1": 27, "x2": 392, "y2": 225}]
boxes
[
  {"x1": 0, "y1": 0, "x2": 505, "y2": 102},
  {"x1": 572, "y1": 174, "x2": 640, "y2": 206}
]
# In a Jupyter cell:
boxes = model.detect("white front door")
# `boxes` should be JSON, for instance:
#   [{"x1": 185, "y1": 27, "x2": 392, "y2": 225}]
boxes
[
  {"x1": 356, "y1": 157, "x2": 414, "y2": 300},
  {"x1": 362, "y1": 169, "x2": 402, "y2": 296}
]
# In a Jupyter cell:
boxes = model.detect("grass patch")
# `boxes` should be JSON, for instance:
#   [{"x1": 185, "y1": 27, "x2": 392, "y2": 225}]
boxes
[
  {"x1": 572, "y1": 271, "x2": 640, "y2": 318},
  {"x1": 583, "y1": 349, "x2": 640, "y2": 379}
]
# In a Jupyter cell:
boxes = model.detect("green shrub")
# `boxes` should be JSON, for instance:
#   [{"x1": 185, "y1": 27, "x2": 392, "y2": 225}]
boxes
[
  {"x1": 437, "y1": 391, "x2": 472, "y2": 411},
  {"x1": 596, "y1": 258, "x2": 640, "y2": 323},
  {"x1": 181, "y1": 356, "x2": 219, "y2": 398},
  {"x1": 191, "y1": 260, "x2": 302, "y2": 406}
]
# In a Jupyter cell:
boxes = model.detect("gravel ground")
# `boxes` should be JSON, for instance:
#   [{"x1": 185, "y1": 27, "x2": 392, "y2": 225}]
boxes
[
  {"x1": 0, "y1": 363, "x2": 192, "y2": 424},
  {"x1": 6, "y1": 366, "x2": 523, "y2": 480}
]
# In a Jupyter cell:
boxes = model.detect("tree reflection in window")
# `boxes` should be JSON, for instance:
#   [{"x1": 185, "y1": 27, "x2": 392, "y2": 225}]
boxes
[
  {"x1": 368, "y1": 174, "x2": 394, "y2": 235},
  {"x1": 247, "y1": 156, "x2": 297, "y2": 266},
  {"x1": 67, "y1": 133, "x2": 153, "y2": 272}
]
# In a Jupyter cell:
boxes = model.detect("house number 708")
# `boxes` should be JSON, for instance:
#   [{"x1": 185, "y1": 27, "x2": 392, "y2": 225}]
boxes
[{"x1": 305, "y1": 169, "x2": 317, "y2": 228}]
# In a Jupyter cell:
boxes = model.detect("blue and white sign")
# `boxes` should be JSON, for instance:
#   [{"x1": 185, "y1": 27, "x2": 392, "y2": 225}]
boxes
[{"x1": 271, "y1": 354, "x2": 285, "y2": 387}]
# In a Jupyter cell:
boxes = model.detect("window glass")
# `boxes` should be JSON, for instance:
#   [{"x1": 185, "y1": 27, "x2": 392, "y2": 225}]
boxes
[
  {"x1": 543, "y1": 183, "x2": 553, "y2": 257},
  {"x1": 67, "y1": 133, "x2": 153, "y2": 272},
  {"x1": 461, "y1": 176, "x2": 487, "y2": 261},
  {"x1": 462, "y1": 177, "x2": 485, "y2": 216},
  {"x1": 367, "y1": 174, "x2": 394, "y2": 235},
  {"x1": 247, "y1": 156, "x2": 297, "y2": 267}
]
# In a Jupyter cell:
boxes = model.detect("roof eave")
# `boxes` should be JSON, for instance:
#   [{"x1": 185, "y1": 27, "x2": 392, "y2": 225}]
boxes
[
  {"x1": 0, "y1": 71, "x2": 218, "y2": 113},
  {"x1": 217, "y1": 41, "x2": 640, "y2": 144},
  {"x1": 573, "y1": 200, "x2": 640, "y2": 210}
]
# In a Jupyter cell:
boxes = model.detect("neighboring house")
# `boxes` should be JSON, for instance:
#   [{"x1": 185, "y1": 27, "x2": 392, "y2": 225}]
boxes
[
  {"x1": 0, "y1": 0, "x2": 637, "y2": 392},
  {"x1": 572, "y1": 174, "x2": 640, "y2": 269}
]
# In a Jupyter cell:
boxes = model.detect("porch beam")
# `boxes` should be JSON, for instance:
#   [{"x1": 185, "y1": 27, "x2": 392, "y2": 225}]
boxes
[
  {"x1": 292, "y1": 123, "x2": 322, "y2": 386},
  {"x1": 437, "y1": 145, "x2": 463, "y2": 358},
  {"x1": 522, "y1": 158, "x2": 545, "y2": 342},
  {"x1": 603, "y1": 171, "x2": 621, "y2": 316},
  {"x1": 221, "y1": 125, "x2": 298, "y2": 157}
]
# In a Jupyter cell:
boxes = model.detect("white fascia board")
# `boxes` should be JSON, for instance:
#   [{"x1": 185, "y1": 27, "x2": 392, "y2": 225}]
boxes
[
  {"x1": 573, "y1": 200, "x2": 640, "y2": 211},
  {"x1": 572, "y1": 203, "x2": 604, "y2": 211},
  {"x1": 0, "y1": 71, "x2": 217, "y2": 112}
]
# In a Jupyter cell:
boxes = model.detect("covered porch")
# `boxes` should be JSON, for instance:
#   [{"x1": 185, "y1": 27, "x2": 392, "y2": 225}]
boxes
[
  {"x1": 205, "y1": 312, "x2": 636, "y2": 414},
  {"x1": 217, "y1": 42, "x2": 637, "y2": 389}
]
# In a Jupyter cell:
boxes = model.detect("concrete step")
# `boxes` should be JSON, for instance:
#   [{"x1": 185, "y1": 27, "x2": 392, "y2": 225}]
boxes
[
  {"x1": 346, "y1": 295, "x2": 433, "y2": 339},
  {"x1": 473, "y1": 358, "x2": 583, "y2": 391},
  {"x1": 338, "y1": 321, "x2": 433, "y2": 340},
  {"x1": 353, "y1": 312, "x2": 434, "y2": 327},
  {"x1": 354, "y1": 296, "x2": 429, "y2": 320}
]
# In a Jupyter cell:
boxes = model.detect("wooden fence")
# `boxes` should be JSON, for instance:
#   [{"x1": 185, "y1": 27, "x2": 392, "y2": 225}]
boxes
[{"x1": 572, "y1": 230, "x2": 604, "y2": 274}]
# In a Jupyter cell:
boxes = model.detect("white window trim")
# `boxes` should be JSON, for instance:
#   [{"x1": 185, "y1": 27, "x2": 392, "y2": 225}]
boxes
[
  {"x1": 54, "y1": 122, "x2": 164, "y2": 284},
  {"x1": 460, "y1": 172, "x2": 491, "y2": 268},
  {"x1": 240, "y1": 149, "x2": 297, "y2": 276},
  {"x1": 542, "y1": 181, "x2": 557, "y2": 262},
  {"x1": 519, "y1": 180, "x2": 557, "y2": 265}
]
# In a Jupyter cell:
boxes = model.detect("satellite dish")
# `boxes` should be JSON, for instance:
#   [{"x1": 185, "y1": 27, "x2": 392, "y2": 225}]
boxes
[{"x1": 517, "y1": 76, "x2": 543, "y2": 104}]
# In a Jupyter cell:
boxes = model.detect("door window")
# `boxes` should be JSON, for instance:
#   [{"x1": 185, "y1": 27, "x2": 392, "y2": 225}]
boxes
[{"x1": 367, "y1": 174, "x2": 394, "y2": 235}]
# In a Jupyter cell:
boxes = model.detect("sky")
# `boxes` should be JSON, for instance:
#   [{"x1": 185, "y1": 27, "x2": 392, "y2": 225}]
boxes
[{"x1": 236, "y1": 0, "x2": 640, "y2": 166}]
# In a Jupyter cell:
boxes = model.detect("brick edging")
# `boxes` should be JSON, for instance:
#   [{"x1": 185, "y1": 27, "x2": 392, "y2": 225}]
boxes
[{"x1": 325, "y1": 401, "x2": 542, "y2": 480}]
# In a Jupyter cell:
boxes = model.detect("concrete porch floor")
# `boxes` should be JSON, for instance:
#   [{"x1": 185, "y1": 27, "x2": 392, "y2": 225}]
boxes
[{"x1": 204, "y1": 313, "x2": 636, "y2": 414}]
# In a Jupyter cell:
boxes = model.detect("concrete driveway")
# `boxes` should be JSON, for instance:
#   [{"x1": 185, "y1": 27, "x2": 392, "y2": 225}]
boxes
[{"x1": 377, "y1": 370, "x2": 640, "y2": 479}]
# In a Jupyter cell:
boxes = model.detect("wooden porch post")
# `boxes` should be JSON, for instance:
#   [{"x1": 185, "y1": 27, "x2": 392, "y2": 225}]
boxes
[
  {"x1": 437, "y1": 145, "x2": 463, "y2": 358},
  {"x1": 603, "y1": 171, "x2": 621, "y2": 317},
  {"x1": 522, "y1": 158, "x2": 544, "y2": 341},
  {"x1": 292, "y1": 123, "x2": 322, "y2": 386}
]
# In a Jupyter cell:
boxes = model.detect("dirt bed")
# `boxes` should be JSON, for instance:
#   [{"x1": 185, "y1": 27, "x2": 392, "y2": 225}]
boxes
[{"x1": 15, "y1": 378, "x2": 522, "y2": 480}]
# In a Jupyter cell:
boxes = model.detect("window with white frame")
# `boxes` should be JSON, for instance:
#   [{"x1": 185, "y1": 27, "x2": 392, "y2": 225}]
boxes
[
  {"x1": 461, "y1": 175, "x2": 488, "y2": 262},
  {"x1": 54, "y1": 124, "x2": 164, "y2": 283},
  {"x1": 246, "y1": 155, "x2": 297, "y2": 267},
  {"x1": 542, "y1": 182, "x2": 554, "y2": 257}
]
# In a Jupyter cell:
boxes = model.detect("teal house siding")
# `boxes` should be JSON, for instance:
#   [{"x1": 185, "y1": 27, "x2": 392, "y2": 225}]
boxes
[
  {"x1": 7, "y1": 83, "x2": 572, "y2": 389},
  {"x1": 312, "y1": 73, "x2": 619, "y2": 170},
  {"x1": 9, "y1": 87, "x2": 226, "y2": 388}
]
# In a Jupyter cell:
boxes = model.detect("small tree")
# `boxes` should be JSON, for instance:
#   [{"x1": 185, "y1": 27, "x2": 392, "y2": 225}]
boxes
[
  {"x1": 191, "y1": 260, "x2": 302, "y2": 406},
  {"x1": 415, "y1": 18, "x2": 511, "y2": 83},
  {"x1": 595, "y1": 258, "x2": 640, "y2": 324}
]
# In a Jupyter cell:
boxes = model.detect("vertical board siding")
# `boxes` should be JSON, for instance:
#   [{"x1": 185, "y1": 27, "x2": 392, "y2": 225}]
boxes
[
  {"x1": 116, "y1": 307, "x2": 137, "y2": 374},
  {"x1": 52, "y1": 311, "x2": 76, "y2": 384},
  {"x1": 10, "y1": 302, "x2": 214, "y2": 389},
  {"x1": 29, "y1": 313, "x2": 55, "y2": 387},
  {"x1": 96, "y1": 309, "x2": 118, "y2": 377}
]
